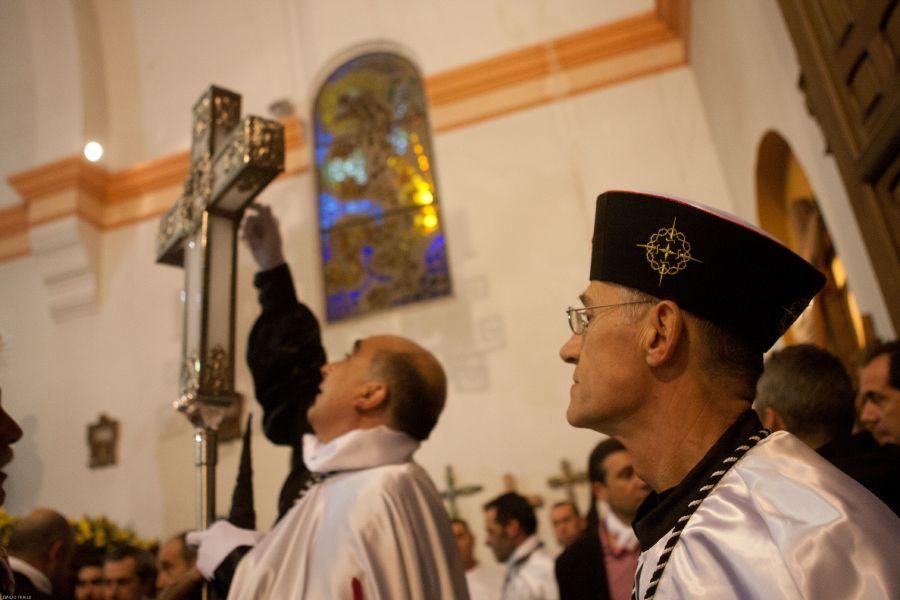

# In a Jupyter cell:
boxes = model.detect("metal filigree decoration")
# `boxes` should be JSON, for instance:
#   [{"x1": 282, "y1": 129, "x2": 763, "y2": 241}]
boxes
[
  {"x1": 192, "y1": 89, "x2": 241, "y2": 145},
  {"x1": 314, "y1": 53, "x2": 451, "y2": 321},
  {"x1": 180, "y1": 349, "x2": 202, "y2": 398},
  {"x1": 778, "y1": 298, "x2": 811, "y2": 336},
  {"x1": 246, "y1": 117, "x2": 285, "y2": 169},
  {"x1": 192, "y1": 151, "x2": 213, "y2": 206},
  {"x1": 636, "y1": 218, "x2": 702, "y2": 286},
  {"x1": 213, "y1": 93, "x2": 240, "y2": 128},
  {"x1": 192, "y1": 95, "x2": 211, "y2": 145},
  {"x1": 179, "y1": 345, "x2": 230, "y2": 398},
  {"x1": 202, "y1": 345, "x2": 229, "y2": 395},
  {"x1": 156, "y1": 179, "x2": 198, "y2": 265}
]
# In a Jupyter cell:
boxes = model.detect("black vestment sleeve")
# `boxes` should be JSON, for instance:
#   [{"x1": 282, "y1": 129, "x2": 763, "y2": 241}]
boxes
[{"x1": 246, "y1": 263, "x2": 327, "y2": 520}]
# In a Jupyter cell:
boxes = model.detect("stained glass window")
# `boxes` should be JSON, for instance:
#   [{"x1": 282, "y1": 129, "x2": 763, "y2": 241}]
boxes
[{"x1": 314, "y1": 52, "x2": 451, "y2": 321}]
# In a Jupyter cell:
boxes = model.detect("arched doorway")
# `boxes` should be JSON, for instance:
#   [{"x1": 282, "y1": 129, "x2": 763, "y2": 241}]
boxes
[{"x1": 756, "y1": 131, "x2": 872, "y2": 370}]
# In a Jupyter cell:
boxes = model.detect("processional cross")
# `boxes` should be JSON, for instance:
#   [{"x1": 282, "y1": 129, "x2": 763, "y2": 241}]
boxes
[
  {"x1": 547, "y1": 459, "x2": 588, "y2": 507},
  {"x1": 156, "y1": 86, "x2": 284, "y2": 539},
  {"x1": 440, "y1": 465, "x2": 483, "y2": 518}
]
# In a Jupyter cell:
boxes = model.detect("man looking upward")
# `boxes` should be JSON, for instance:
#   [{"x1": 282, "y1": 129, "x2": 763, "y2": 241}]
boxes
[
  {"x1": 559, "y1": 191, "x2": 900, "y2": 599},
  {"x1": 192, "y1": 334, "x2": 468, "y2": 599}
]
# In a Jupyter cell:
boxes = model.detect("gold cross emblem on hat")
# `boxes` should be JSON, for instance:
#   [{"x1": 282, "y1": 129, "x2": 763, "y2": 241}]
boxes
[{"x1": 636, "y1": 218, "x2": 702, "y2": 285}]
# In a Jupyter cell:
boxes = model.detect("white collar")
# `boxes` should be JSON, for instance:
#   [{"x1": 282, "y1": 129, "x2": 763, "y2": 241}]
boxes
[
  {"x1": 600, "y1": 502, "x2": 639, "y2": 551},
  {"x1": 506, "y1": 534, "x2": 543, "y2": 568},
  {"x1": 8, "y1": 556, "x2": 51, "y2": 595},
  {"x1": 302, "y1": 425, "x2": 420, "y2": 474}
]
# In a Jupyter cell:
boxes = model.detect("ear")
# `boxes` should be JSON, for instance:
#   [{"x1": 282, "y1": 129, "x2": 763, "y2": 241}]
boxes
[
  {"x1": 761, "y1": 406, "x2": 786, "y2": 432},
  {"x1": 352, "y1": 381, "x2": 388, "y2": 412},
  {"x1": 592, "y1": 481, "x2": 608, "y2": 502},
  {"x1": 505, "y1": 519, "x2": 521, "y2": 539},
  {"x1": 47, "y1": 539, "x2": 63, "y2": 568},
  {"x1": 642, "y1": 301, "x2": 684, "y2": 368}
]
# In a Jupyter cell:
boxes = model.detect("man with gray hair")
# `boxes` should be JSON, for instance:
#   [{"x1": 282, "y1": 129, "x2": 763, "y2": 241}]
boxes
[
  {"x1": 6, "y1": 508, "x2": 74, "y2": 600},
  {"x1": 755, "y1": 344, "x2": 900, "y2": 515}
]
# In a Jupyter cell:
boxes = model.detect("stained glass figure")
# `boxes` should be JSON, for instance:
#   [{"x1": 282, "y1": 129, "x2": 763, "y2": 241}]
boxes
[{"x1": 314, "y1": 53, "x2": 451, "y2": 321}]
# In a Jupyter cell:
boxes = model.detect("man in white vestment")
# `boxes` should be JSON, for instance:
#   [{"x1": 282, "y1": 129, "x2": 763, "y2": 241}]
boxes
[
  {"x1": 559, "y1": 191, "x2": 900, "y2": 599},
  {"x1": 484, "y1": 492, "x2": 558, "y2": 600},
  {"x1": 190, "y1": 334, "x2": 469, "y2": 599}
]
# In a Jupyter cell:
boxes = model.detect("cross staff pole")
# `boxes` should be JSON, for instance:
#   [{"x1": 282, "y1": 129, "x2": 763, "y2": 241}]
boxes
[{"x1": 156, "y1": 87, "x2": 284, "y2": 595}]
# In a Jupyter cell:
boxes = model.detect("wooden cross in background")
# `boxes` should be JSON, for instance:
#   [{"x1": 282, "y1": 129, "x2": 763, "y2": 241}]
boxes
[
  {"x1": 547, "y1": 459, "x2": 588, "y2": 508},
  {"x1": 440, "y1": 465, "x2": 483, "y2": 519}
]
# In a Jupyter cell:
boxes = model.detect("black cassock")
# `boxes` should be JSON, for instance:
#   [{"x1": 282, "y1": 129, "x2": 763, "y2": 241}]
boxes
[{"x1": 246, "y1": 263, "x2": 326, "y2": 521}]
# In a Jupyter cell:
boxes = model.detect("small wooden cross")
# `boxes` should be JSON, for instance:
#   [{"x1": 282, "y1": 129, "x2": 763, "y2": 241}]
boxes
[
  {"x1": 547, "y1": 459, "x2": 588, "y2": 507},
  {"x1": 440, "y1": 465, "x2": 483, "y2": 518},
  {"x1": 502, "y1": 473, "x2": 544, "y2": 509}
]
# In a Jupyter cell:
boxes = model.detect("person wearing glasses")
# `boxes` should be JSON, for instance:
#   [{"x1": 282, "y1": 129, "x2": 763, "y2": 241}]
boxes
[{"x1": 559, "y1": 191, "x2": 900, "y2": 599}]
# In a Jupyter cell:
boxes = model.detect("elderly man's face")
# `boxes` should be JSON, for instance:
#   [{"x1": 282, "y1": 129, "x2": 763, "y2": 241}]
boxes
[
  {"x1": 550, "y1": 503, "x2": 584, "y2": 548},
  {"x1": 559, "y1": 282, "x2": 646, "y2": 432},
  {"x1": 859, "y1": 354, "x2": 900, "y2": 446},
  {"x1": 104, "y1": 557, "x2": 142, "y2": 600}
]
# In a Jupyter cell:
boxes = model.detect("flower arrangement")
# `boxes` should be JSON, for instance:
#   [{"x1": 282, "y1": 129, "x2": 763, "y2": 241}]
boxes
[
  {"x1": 71, "y1": 514, "x2": 157, "y2": 553},
  {"x1": 0, "y1": 508, "x2": 156, "y2": 554},
  {"x1": 0, "y1": 508, "x2": 15, "y2": 546}
]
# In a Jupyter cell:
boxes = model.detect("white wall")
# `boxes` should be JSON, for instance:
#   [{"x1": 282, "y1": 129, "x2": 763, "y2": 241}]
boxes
[
  {"x1": 0, "y1": 60, "x2": 731, "y2": 557},
  {"x1": 690, "y1": 0, "x2": 895, "y2": 338}
]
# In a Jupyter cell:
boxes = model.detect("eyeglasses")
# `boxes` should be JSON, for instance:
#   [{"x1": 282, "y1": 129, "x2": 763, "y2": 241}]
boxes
[{"x1": 565, "y1": 301, "x2": 653, "y2": 334}]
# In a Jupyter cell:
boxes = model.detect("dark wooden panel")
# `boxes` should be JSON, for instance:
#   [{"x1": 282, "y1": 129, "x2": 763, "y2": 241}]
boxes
[{"x1": 780, "y1": 0, "x2": 900, "y2": 330}]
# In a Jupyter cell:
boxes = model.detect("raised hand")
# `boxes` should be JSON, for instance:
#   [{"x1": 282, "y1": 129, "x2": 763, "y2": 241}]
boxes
[{"x1": 240, "y1": 203, "x2": 286, "y2": 271}]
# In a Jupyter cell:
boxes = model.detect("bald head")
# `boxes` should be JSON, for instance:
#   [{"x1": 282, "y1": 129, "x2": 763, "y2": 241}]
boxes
[
  {"x1": 7, "y1": 508, "x2": 74, "y2": 577},
  {"x1": 310, "y1": 335, "x2": 448, "y2": 442},
  {"x1": 368, "y1": 336, "x2": 447, "y2": 440}
]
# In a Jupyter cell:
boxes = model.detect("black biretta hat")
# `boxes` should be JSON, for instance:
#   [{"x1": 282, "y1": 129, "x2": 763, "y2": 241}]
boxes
[{"x1": 590, "y1": 191, "x2": 826, "y2": 352}]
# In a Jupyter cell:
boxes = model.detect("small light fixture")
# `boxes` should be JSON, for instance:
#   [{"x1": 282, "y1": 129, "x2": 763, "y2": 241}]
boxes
[{"x1": 84, "y1": 141, "x2": 104, "y2": 162}]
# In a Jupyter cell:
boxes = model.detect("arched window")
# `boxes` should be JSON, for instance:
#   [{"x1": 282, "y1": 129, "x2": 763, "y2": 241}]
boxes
[
  {"x1": 756, "y1": 130, "x2": 872, "y2": 369},
  {"x1": 313, "y1": 52, "x2": 451, "y2": 321}
]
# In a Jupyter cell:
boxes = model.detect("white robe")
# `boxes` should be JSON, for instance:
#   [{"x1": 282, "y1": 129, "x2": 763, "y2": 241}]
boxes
[
  {"x1": 635, "y1": 431, "x2": 900, "y2": 599},
  {"x1": 466, "y1": 562, "x2": 505, "y2": 600},
  {"x1": 228, "y1": 426, "x2": 470, "y2": 599},
  {"x1": 501, "y1": 535, "x2": 559, "y2": 600}
]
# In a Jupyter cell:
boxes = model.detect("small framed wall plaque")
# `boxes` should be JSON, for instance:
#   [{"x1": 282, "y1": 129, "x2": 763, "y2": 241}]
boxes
[{"x1": 88, "y1": 414, "x2": 119, "y2": 468}]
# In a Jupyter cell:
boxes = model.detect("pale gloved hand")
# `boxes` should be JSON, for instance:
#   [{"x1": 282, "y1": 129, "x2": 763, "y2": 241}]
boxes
[
  {"x1": 185, "y1": 520, "x2": 264, "y2": 579},
  {"x1": 240, "y1": 203, "x2": 286, "y2": 272}
]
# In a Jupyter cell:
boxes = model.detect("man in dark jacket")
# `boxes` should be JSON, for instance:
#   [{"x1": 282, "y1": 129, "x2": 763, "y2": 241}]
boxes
[
  {"x1": 754, "y1": 343, "x2": 900, "y2": 515},
  {"x1": 556, "y1": 439, "x2": 648, "y2": 600}
]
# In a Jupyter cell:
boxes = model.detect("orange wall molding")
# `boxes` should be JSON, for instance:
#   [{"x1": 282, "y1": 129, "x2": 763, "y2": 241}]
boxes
[{"x1": 2, "y1": 0, "x2": 687, "y2": 262}]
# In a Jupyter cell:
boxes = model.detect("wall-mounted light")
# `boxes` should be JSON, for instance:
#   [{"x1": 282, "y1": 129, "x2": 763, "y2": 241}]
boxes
[{"x1": 83, "y1": 141, "x2": 104, "y2": 162}]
